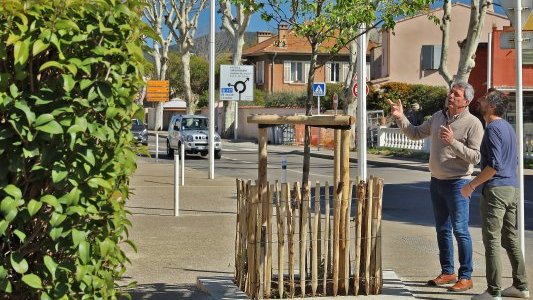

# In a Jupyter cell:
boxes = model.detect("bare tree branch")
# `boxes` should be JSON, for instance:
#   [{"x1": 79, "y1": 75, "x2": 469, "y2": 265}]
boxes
[{"x1": 167, "y1": 0, "x2": 208, "y2": 114}]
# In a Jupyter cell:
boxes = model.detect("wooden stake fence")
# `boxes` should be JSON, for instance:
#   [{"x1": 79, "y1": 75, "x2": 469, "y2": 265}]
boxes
[{"x1": 234, "y1": 177, "x2": 384, "y2": 299}]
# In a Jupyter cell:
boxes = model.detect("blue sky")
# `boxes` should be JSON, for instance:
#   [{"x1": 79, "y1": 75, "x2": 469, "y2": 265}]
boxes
[
  {"x1": 189, "y1": 0, "x2": 508, "y2": 38},
  {"x1": 195, "y1": 6, "x2": 273, "y2": 37}
]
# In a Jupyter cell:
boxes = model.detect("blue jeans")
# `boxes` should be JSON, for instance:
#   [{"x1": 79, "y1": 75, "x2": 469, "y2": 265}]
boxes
[{"x1": 430, "y1": 177, "x2": 473, "y2": 279}]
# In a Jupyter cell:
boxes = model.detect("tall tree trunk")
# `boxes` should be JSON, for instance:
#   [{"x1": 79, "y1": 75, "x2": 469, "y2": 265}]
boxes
[
  {"x1": 438, "y1": 0, "x2": 453, "y2": 87},
  {"x1": 219, "y1": 0, "x2": 253, "y2": 137},
  {"x1": 223, "y1": 37, "x2": 245, "y2": 137},
  {"x1": 439, "y1": 0, "x2": 488, "y2": 88},
  {"x1": 181, "y1": 52, "x2": 196, "y2": 114},
  {"x1": 343, "y1": 40, "x2": 357, "y2": 149},
  {"x1": 155, "y1": 61, "x2": 169, "y2": 130},
  {"x1": 302, "y1": 48, "x2": 318, "y2": 194},
  {"x1": 455, "y1": 0, "x2": 488, "y2": 82}
]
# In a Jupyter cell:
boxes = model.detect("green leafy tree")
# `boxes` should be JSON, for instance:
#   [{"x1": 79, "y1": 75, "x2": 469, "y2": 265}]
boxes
[
  {"x1": 0, "y1": 0, "x2": 148, "y2": 298},
  {"x1": 259, "y1": 0, "x2": 436, "y2": 219},
  {"x1": 219, "y1": 0, "x2": 262, "y2": 137},
  {"x1": 167, "y1": 53, "x2": 209, "y2": 100}
]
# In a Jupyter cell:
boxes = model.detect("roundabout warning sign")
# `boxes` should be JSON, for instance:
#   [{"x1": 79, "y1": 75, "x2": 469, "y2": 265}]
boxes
[{"x1": 220, "y1": 65, "x2": 254, "y2": 101}]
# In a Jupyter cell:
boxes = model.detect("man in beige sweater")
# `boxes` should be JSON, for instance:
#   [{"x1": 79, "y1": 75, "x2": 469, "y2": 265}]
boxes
[{"x1": 389, "y1": 82, "x2": 484, "y2": 292}]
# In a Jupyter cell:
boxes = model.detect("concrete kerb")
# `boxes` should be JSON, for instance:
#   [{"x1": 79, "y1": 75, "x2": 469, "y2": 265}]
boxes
[{"x1": 197, "y1": 270, "x2": 415, "y2": 300}]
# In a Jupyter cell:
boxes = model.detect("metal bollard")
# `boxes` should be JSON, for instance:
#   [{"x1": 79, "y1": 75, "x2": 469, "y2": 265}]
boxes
[
  {"x1": 155, "y1": 132, "x2": 159, "y2": 161},
  {"x1": 174, "y1": 153, "x2": 179, "y2": 216},
  {"x1": 281, "y1": 156, "x2": 287, "y2": 183},
  {"x1": 181, "y1": 145, "x2": 185, "y2": 186}
]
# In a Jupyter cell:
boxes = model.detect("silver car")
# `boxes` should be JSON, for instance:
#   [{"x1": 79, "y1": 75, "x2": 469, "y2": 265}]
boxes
[
  {"x1": 131, "y1": 118, "x2": 148, "y2": 145},
  {"x1": 166, "y1": 115, "x2": 222, "y2": 159}
]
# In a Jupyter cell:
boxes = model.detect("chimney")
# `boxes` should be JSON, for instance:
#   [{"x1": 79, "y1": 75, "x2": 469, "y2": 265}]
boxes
[
  {"x1": 277, "y1": 24, "x2": 289, "y2": 47},
  {"x1": 487, "y1": 0, "x2": 494, "y2": 12},
  {"x1": 256, "y1": 31, "x2": 272, "y2": 44}
]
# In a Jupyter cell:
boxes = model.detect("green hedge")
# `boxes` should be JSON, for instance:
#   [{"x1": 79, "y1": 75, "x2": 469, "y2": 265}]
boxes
[
  {"x1": 368, "y1": 82, "x2": 447, "y2": 118},
  {"x1": 0, "y1": 0, "x2": 147, "y2": 298},
  {"x1": 264, "y1": 91, "x2": 306, "y2": 107}
]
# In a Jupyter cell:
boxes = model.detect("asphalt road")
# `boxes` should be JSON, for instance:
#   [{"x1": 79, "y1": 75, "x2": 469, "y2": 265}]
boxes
[{"x1": 146, "y1": 136, "x2": 533, "y2": 231}]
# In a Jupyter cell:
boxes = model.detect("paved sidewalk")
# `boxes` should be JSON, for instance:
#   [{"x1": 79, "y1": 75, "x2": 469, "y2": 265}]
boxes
[{"x1": 123, "y1": 157, "x2": 417, "y2": 299}]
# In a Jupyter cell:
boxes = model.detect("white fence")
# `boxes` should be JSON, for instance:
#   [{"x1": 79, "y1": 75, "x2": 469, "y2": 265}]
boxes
[
  {"x1": 378, "y1": 127, "x2": 533, "y2": 158},
  {"x1": 377, "y1": 127, "x2": 430, "y2": 153},
  {"x1": 525, "y1": 135, "x2": 533, "y2": 158}
]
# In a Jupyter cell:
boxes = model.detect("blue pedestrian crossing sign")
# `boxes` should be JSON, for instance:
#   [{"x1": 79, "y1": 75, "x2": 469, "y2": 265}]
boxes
[{"x1": 313, "y1": 82, "x2": 326, "y2": 97}]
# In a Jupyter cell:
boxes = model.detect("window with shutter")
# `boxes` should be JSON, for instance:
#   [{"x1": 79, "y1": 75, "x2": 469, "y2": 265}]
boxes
[
  {"x1": 256, "y1": 61, "x2": 264, "y2": 84},
  {"x1": 325, "y1": 63, "x2": 331, "y2": 82},
  {"x1": 284, "y1": 61, "x2": 291, "y2": 83},
  {"x1": 342, "y1": 62, "x2": 350, "y2": 83},
  {"x1": 304, "y1": 62, "x2": 310, "y2": 83},
  {"x1": 421, "y1": 45, "x2": 442, "y2": 70},
  {"x1": 284, "y1": 61, "x2": 308, "y2": 83},
  {"x1": 327, "y1": 62, "x2": 341, "y2": 83}
]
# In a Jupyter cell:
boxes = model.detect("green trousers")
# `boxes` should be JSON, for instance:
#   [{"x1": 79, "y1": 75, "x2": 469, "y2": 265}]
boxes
[{"x1": 480, "y1": 186, "x2": 528, "y2": 293}]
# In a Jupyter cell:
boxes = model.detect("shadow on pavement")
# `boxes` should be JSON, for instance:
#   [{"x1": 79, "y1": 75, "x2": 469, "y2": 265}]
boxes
[{"x1": 127, "y1": 283, "x2": 211, "y2": 300}]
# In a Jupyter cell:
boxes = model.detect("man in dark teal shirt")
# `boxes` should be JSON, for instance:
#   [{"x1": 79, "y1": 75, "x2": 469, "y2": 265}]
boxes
[{"x1": 461, "y1": 90, "x2": 529, "y2": 300}]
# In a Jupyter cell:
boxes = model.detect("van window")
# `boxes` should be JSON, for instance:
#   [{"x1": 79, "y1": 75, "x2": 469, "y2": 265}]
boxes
[{"x1": 181, "y1": 118, "x2": 208, "y2": 130}]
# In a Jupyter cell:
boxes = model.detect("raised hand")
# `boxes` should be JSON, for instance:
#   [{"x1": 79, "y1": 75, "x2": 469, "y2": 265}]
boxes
[{"x1": 387, "y1": 99, "x2": 404, "y2": 119}]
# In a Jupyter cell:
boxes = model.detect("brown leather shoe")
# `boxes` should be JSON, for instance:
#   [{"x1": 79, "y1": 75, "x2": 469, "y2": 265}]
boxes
[
  {"x1": 427, "y1": 273, "x2": 457, "y2": 286},
  {"x1": 448, "y1": 279, "x2": 473, "y2": 292}
]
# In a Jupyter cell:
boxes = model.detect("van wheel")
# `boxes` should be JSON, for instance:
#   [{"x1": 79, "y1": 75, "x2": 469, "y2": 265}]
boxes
[
  {"x1": 215, "y1": 150, "x2": 221, "y2": 159},
  {"x1": 167, "y1": 140, "x2": 174, "y2": 158}
]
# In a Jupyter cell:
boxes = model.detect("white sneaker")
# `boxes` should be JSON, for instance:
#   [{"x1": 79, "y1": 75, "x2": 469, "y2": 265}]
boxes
[
  {"x1": 471, "y1": 290, "x2": 502, "y2": 300},
  {"x1": 501, "y1": 286, "x2": 530, "y2": 298}
]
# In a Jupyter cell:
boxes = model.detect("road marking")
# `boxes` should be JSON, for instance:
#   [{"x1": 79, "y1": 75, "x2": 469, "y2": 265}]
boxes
[
  {"x1": 223, "y1": 148, "x2": 258, "y2": 152},
  {"x1": 287, "y1": 169, "x2": 331, "y2": 178},
  {"x1": 223, "y1": 157, "x2": 256, "y2": 164}
]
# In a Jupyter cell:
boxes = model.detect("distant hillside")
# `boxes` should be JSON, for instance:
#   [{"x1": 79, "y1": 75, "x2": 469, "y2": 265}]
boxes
[{"x1": 168, "y1": 31, "x2": 257, "y2": 59}]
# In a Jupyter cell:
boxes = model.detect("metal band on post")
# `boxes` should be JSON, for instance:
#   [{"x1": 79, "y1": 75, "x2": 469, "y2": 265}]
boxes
[{"x1": 174, "y1": 153, "x2": 180, "y2": 216}]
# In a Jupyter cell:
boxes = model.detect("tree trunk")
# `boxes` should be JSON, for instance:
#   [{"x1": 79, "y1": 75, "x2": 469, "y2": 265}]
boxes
[
  {"x1": 223, "y1": 33, "x2": 246, "y2": 137},
  {"x1": 455, "y1": 0, "x2": 488, "y2": 82},
  {"x1": 151, "y1": 46, "x2": 168, "y2": 130},
  {"x1": 181, "y1": 52, "x2": 196, "y2": 114},
  {"x1": 438, "y1": 0, "x2": 488, "y2": 88},
  {"x1": 438, "y1": 0, "x2": 453, "y2": 87},
  {"x1": 343, "y1": 40, "x2": 357, "y2": 149},
  {"x1": 302, "y1": 48, "x2": 318, "y2": 194}
]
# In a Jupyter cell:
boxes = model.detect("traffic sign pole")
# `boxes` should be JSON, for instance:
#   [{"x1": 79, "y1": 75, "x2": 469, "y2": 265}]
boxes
[
  {"x1": 209, "y1": 0, "x2": 215, "y2": 179},
  {"x1": 235, "y1": 99, "x2": 239, "y2": 140},
  {"x1": 317, "y1": 96, "x2": 321, "y2": 151},
  {"x1": 515, "y1": 0, "x2": 526, "y2": 260},
  {"x1": 357, "y1": 25, "x2": 367, "y2": 180}
]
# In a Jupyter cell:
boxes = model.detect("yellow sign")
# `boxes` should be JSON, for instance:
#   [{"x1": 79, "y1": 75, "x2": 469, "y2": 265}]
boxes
[
  {"x1": 524, "y1": 13, "x2": 533, "y2": 31},
  {"x1": 146, "y1": 80, "x2": 169, "y2": 102}
]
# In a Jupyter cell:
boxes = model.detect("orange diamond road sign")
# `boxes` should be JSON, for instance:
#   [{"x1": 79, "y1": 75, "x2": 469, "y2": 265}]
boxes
[{"x1": 146, "y1": 80, "x2": 169, "y2": 102}]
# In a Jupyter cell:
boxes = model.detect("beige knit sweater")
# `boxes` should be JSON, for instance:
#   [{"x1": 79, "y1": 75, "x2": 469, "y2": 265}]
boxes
[{"x1": 396, "y1": 108, "x2": 484, "y2": 180}]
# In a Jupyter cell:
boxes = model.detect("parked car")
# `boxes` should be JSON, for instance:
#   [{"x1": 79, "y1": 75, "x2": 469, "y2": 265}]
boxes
[
  {"x1": 131, "y1": 118, "x2": 148, "y2": 145},
  {"x1": 166, "y1": 115, "x2": 222, "y2": 159}
]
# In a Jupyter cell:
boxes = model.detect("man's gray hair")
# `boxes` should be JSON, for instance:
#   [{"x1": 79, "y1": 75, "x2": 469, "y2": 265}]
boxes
[
  {"x1": 452, "y1": 81, "x2": 475, "y2": 102},
  {"x1": 486, "y1": 89, "x2": 508, "y2": 117}
]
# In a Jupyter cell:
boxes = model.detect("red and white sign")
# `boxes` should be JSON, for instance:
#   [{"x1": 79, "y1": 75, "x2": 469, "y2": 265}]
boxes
[{"x1": 351, "y1": 75, "x2": 369, "y2": 97}]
